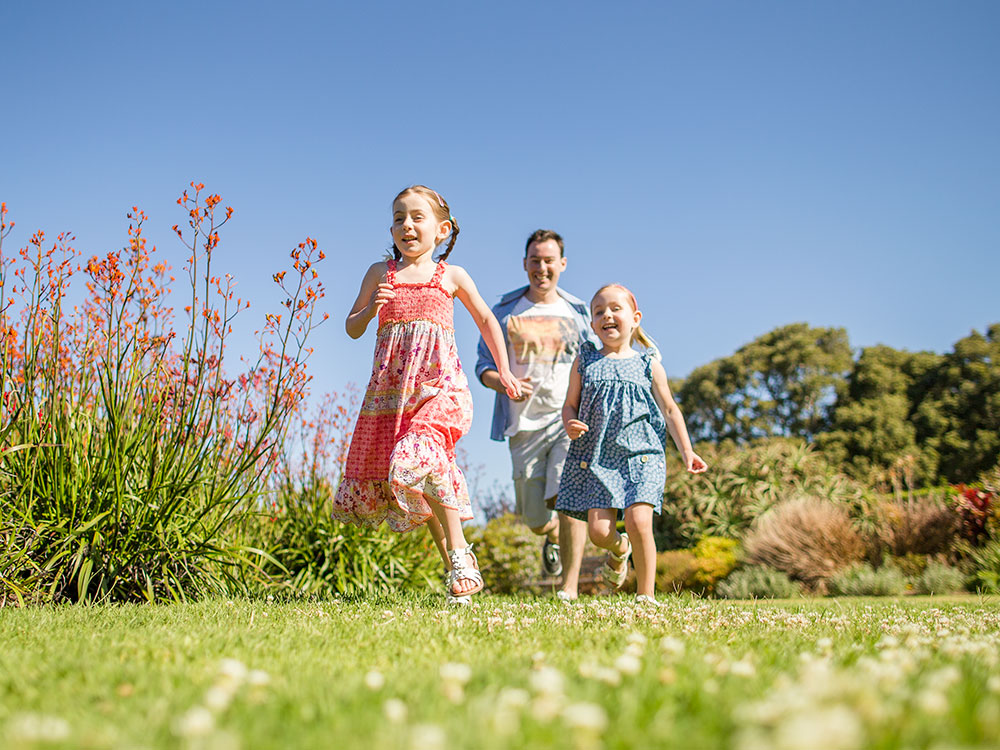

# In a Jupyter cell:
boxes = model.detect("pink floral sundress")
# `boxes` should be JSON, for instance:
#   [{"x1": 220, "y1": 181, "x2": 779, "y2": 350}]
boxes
[{"x1": 333, "y1": 259, "x2": 473, "y2": 532}]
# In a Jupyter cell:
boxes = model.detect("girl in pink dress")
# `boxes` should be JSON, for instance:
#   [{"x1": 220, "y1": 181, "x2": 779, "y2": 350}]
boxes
[{"x1": 333, "y1": 185, "x2": 519, "y2": 602}]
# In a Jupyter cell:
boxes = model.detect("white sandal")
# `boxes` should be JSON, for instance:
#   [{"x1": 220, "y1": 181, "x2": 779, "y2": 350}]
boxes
[
  {"x1": 447, "y1": 545, "x2": 484, "y2": 600},
  {"x1": 601, "y1": 532, "x2": 631, "y2": 589}
]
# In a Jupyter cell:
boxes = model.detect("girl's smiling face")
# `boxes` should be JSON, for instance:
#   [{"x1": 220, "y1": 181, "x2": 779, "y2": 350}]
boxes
[
  {"x1": 391, "y1": 192, "x2": 451, "y2": 260},
  {"x1": 591, "y1": 286, "x2": 641, "y2": 348}
]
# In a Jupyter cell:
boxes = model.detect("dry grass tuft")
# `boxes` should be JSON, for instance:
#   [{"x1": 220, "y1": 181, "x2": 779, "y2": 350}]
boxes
[{"x1": 744, "y1": 497, "x2": 865, "y2": 591}]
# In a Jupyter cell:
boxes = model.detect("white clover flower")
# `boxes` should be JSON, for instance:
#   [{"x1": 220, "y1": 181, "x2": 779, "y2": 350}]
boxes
[
  {"x1": 175, "y1": 707, "x2": 215, "y2": 738},
  {"x1": 247, "y1": 669, "x2": 271, "y2": 688},
  {"x1": 730, "y1": 659, "x2": 756, "y2": 678},
  {"x1": 816, "y1": 637, "x2": 833, "y2": 651},
  {"x1": 531, "y1": 694, "x2": 564, "y2": 722},
  {"x1": 498, "y1": 688, "x2": 530, "y2": 709},
  {"x1": 614, "y1": 654, "x2": 642, "y2": 676},
  {"x1": 595, "y1": 666, "x2": 623, "y2": 686},
  {"x1": 364, "y1": 669, "x2": 386, "y2": 691},
  {"x1": 7, "y1": 713, "x2": 71, "y2": 742},
  {"x1": 626, "y1": 631, "x2": 648, "y2": 647},
  {"x1": 927, "y1": 665, "x2": 961, "y2": 689},
  {"x1": 773, "y1": 705, "x2": 863, "y2": 750},
  {"x1": 659, "y1": 667, "x2": 677, "y2": 685},
  {"x1": 217, "y1": 658, "x2": 248, "y2": 685},
  {"x1": 625, "y1": 642, "x2": 645, "y2": 659},
  {"x1": 987, "y1": 675, "x2": 1000, "y2": 694},
  {"x1": 875, "y1": 636, "x2": 899, "y2": 650},
  {"x1": 916, "y1": 689, "x2": 949, "y2": 716},
  {"x1": 530, "y1": 666, "x2": 565, "y2": 696},
  {"x1": 383, "y1": 698, "x2": 408, "y2": 724},
  {"x1": 410, "y1": 723, "x2": 446, "y2": 750},
  {"x1": 562, "y1": 702, "x2": 609, "y2": 732},
  {"x1": 660, "y1": 636, "x2": 685, "y2": 657},
  {"x1": 204, "y1": 685, "x2": 235, "y2": 713},
  {"x1": 439, "y1": 662, "x2": 472, "y2": 685}
]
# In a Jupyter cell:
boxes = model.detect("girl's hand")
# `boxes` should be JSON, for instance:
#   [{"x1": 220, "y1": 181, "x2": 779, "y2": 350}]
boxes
[
  {"x1": 685, "y1": 452, "x2": 707, "y2": 474},
  {"x1": 565, "y1": 419, "x2": 589, "y2": 440},
  {"x1": 368, "y1": 283, "x2": 395, "y2": 314},
  {"x1": 499, "y1": 369, "x2": 522, "y2": 400},
  {"x1": 511, "y1": 377, "x2": 534, "y2": 402}
]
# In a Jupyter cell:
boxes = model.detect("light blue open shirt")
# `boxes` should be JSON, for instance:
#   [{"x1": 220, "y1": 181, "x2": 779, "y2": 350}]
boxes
[{"x1": 475, "y1": 285, "x2": 598, "y2": 442}]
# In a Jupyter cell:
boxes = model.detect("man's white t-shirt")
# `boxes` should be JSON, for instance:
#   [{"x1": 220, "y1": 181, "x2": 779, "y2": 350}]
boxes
[{"x1": 504, "y1": 296, "x2": 581, "y2": 436}]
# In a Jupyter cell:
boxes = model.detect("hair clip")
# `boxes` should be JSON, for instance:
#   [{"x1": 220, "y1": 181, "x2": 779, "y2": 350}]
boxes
[
  {"x1": 449, "y1": 215, "x2": 456, "y2": 224},
  {"x1": 433, "y1": 190, "x2": 445, "y2": 207}
]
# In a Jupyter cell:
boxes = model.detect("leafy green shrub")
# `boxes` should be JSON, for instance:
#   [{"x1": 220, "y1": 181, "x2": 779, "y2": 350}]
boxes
[
  {"x1": 911, "y1": 561, "x2": 966, "y2": 595},
  {"x1": 743, "y1": 497, "x2": 866, "y2": 591},
  {"x1": 828, "y1": 563, "x2": 907, "y2": 596},
  {"x1": 716, "y1": 565, "x2": 802, "y2": 599},
  {"x1": 466, "y1": 514, "x2": 538, "y2": 594},
  {"x1": 967, "y1": 539, "x2": 1000, "y2": 593},
  {"x1": 688, "y1": 536, "x2": 741, "y2": 595},
  {"x1": 655, "y1": 550, "x2": 697, "y2": 593},
  {"x1": 890, "y1": 553, "x2": 928, "y2": 579},
  {"x1": 656, "y1": 438, "x2": 869, "y2": 549},
  {"x1": 252, "y1": 479, "x2": 439, "y2": 600}
]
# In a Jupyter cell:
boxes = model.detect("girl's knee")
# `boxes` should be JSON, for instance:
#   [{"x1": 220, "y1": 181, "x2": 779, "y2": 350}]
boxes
[
  {"x1": 624, "y1": 504, "x2": 654, "y2": 534},
  {"x1": 587, "y1": 524, "x2": 610, "y2": 547}
]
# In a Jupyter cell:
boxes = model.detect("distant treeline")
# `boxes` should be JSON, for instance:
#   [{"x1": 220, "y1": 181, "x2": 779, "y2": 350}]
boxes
[{"x1": 674, "y1": 322, "x2": 1000, "y2": 488}]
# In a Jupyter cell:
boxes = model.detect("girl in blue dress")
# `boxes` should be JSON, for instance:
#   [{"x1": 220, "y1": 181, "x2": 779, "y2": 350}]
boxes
[{"x1": 556, "y1": 284, "x2": 707, "y2": 605}]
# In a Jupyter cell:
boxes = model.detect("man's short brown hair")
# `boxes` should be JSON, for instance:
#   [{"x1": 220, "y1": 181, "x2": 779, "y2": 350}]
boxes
[{"x1": 524, "y1": 229, "x2": 564, "y2": 257}]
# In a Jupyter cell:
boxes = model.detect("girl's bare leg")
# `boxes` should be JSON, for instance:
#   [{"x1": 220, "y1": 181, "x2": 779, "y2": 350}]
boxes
[
  {"x1": 558, "y1": 511, "x2": 587, "y2": 597},
  {"x1": 624, "y1": 503, "x2": 656, "y2": 597},
  {"x1": 426, "y1": 515, "x2": 449, "y2": 570},
  {"x1": 427, "y1": 498, "x2": 478, "y2": 595},
  {"x1": 587, "y1": 508, "x2": 629, "y2": 575}
]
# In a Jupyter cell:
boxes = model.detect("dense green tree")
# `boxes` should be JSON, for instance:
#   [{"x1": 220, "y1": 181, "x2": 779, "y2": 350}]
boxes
[
  {"x1": 818, "y1": 346, "x2": 942, "y2": 485},
  {"x1": 914, "y1": 324, "x2": 1000, "y2": 483},
  {"x1": 679, "y1": 323, "x2": 852, "y2": 443}
]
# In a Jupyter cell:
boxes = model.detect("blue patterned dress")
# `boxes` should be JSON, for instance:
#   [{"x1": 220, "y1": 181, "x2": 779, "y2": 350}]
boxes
[{"x1": 556, "y1": 341, "x2": 667, "y2": 521}]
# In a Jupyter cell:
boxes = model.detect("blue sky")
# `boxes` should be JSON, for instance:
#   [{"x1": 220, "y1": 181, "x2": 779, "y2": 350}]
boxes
[{"x1": 5, "y1": 1, "x2": 999, "y2": 495}]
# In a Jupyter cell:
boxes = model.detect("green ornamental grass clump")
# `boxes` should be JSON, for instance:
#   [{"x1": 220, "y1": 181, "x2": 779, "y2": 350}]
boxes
[
  {"x1": 716, "y1": 565, "x2": 802, "y2": 599},
  {"x1": 0, "y1": 191, "x2": 327, "y2": 605},
  {"x1": 911, "y1": 561, "x2": 967, "y2": 595},
  {"x1": 828, "y1": 562, "x2": 907, "y2": 597}
]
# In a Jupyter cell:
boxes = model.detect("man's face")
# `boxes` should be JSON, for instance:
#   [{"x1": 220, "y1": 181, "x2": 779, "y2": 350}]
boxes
[{"x1": 523, "y1": 239, "x2": 566, "y2": 296}]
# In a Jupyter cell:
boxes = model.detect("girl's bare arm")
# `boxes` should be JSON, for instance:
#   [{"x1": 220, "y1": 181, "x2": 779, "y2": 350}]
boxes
[
  {"x1": 449, "y1": 264, "x2": 521, "y2": 399},
  {"x1": 649, "y1": 359, "x2": 706, "y2": 473},
  {"x1": 561, "y1": 357, "x2": 589, "y2": 440},
  {"x1": 345, "y1": 262, "x2": 393, "y2": 339}
]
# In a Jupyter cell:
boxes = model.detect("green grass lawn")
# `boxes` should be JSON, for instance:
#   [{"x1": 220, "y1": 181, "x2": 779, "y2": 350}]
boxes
[{"x1": 2, "y1": 594, "x2": 1000, "y2": 749}]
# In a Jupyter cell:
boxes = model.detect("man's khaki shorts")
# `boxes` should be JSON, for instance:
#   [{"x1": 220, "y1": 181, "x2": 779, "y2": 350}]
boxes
[{"x1": 509, "y1": 420, "x2": 571, "y2": 530}]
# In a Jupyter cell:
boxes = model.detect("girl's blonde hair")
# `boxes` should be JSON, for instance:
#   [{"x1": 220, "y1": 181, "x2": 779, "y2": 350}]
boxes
[
  {"x1": 390, "y1": 185, "x2": 460, "y2": 262},
  {"x1": 592, "y1": 283, "x2": 657, "y2": 350}
]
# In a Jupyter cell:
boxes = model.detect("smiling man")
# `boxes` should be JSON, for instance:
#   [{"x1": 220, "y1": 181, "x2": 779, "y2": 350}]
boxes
[{"x1": 476, "y1": 229, "x2": 595, "y2": 601}]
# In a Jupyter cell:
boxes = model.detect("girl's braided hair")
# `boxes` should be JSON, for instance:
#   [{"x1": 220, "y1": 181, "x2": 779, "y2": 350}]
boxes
[{"x1": 390, "y1": 185, "x2": 460, "y2": 262}]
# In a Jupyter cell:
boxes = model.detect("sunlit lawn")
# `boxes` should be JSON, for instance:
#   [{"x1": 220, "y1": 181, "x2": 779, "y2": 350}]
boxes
[{"x1": 2, "y1": 594, "x2": 999, "y2": 749}]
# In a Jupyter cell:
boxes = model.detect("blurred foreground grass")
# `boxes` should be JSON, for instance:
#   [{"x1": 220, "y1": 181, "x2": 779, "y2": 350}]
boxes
[{"x1": 2, "y1": 594, "x2": 999, "y2": 749}]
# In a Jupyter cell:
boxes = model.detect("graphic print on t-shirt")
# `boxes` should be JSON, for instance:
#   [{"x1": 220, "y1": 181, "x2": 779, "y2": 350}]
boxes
[{"x1": 507, "y1": 315, "x2": 578, "y2": 366}]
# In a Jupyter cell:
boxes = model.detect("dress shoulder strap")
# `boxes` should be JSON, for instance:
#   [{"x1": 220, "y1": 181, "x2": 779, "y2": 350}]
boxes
[
  {"x1": 431, "y1": 260, "x2": 447, "y2": 288},
  {"x1": 385, "y1": 259, "x2": 397, "y2": 284},
  {"x1": 577, "y1": 340, "x2": 597, "y2": 373}
]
